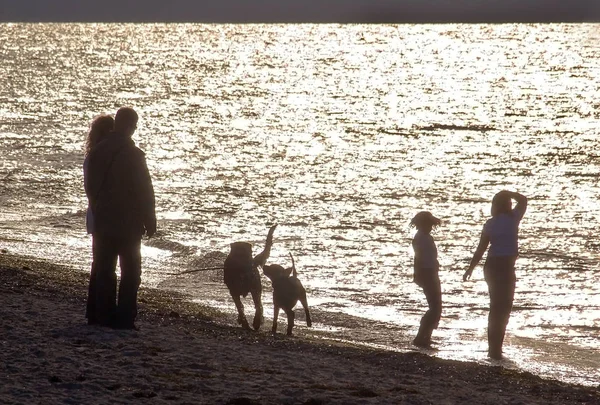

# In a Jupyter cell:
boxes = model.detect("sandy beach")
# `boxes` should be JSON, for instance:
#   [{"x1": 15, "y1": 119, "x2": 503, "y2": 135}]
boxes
[{"x1": 0, "y1": 253, "x2": 598, "y2": 405}]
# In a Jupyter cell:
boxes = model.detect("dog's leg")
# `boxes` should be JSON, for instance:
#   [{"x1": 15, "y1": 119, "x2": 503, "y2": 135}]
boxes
[
  {"x1": 284, "y1": 308, "x2": 295, "y2": 336},
  {"x1": 300, "y1": 293, "x2": 312, "y2": 327},
  {"x1": 272, "y1": 305, "x2": 280, "y2": 334},
  {"x1": 251, "y1": 289, "x2": 263, "y2": 331},
  {"x1": 232, "y1": 294, "x2": 250, "y2": 330}
]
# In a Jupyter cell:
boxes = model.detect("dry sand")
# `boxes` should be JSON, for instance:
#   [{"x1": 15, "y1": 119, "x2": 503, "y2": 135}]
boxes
[{"x1": 1, "y1": 253, "x2": 598, "y2": 405}]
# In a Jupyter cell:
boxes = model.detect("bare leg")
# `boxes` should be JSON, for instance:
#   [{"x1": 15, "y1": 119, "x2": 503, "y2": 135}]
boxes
[
  {"x1": 414, "y1": 276, "x2": 442, "y2": 347},
  {"x1": 485, "y1": 258, "x2": 516, "y2": 359},
  {"x1": 272, "y1": 306, "x2": 279, "y2": 334},
  {"x1": 487, "y1": 273, "x2": 515, "y2": 359}
]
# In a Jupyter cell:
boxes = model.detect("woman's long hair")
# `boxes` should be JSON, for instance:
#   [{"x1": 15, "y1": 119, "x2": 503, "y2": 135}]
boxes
[{"x1": 85, "y1": 115, "x2": 114, "y2": 156}]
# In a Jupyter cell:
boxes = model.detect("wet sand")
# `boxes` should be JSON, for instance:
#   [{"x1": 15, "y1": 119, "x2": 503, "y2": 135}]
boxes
[{"x1": 0, "y1": 253, "x2": 598, "y2": 405}]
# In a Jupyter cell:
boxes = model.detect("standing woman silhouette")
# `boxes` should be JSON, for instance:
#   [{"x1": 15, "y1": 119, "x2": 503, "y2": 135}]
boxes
[
  {"x1": 83, "y1": 114, "x2": 115, "y2": 325},
  {"x1": 464, "y1": 190, "x2": 527, "y2": 359}
]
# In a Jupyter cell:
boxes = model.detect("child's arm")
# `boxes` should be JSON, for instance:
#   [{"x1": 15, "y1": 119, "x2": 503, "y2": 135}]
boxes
[{"x1": 463, "y1": 229, "x2": 490, "y2": 281}]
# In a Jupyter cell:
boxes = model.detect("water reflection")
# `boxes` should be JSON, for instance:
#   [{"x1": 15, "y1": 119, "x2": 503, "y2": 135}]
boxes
[{"x1": 0, "y1": 23, "x2": 599, "y2": 384}]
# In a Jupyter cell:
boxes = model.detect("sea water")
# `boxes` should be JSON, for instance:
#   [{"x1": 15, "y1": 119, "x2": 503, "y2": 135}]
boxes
[{"x1": 0, "y1": 23, "x2": 599, "y2": 385}]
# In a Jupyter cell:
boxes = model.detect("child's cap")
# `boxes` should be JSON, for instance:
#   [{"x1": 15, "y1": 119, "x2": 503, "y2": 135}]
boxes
[{"x1": 410, "y1": 211, "x2": 441, "y2": 228}]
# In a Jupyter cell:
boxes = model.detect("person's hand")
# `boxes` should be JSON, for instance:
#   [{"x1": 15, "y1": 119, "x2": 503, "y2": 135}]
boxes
[{"x1": 463, "y1": 268, "x2": 473, "y2": 282}]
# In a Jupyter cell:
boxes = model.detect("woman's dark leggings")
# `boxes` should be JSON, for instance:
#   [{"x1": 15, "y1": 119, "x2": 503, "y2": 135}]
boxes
[{"x1": 484, "y1": 256, "x2": 516, "y2": 357}]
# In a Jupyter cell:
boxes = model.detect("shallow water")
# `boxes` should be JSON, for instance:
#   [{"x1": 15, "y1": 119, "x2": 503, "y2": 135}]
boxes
[{"x1": 0, "y1": 23, "x2": 599, "y2": 385}]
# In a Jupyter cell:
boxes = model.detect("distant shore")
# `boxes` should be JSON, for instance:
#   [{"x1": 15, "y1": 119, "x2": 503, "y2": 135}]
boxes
[{"x1": 0, "y1": 252, "x2": 598, "y2": 404}]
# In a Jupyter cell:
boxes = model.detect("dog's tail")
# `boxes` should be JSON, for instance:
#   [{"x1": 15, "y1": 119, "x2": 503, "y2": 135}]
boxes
[
  {"x1": 289, "y1": 253, "x2": 297, "y2": 278},
  {"x1": 253, "y1": 224, "x2": 277, "y2": 267}
]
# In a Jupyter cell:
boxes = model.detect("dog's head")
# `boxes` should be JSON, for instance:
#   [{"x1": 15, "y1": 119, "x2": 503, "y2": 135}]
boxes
[{"x1": 262, "y1": 264, "x2": 292, "y2": 282}]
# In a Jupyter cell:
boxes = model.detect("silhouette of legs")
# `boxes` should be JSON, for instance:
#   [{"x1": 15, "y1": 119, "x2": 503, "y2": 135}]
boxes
[
  {"x1": 414, "y1": 273, "x2": 442, "y2": 347},
  {"x1": 484, "y1": 257, "x2": 516, "y2": 359},
  {"x1": 85, "y1": 262, "x2": 98, "y2": 325},
  {"x1": 115, "y1": 238, "x2": 142, "y2": 329},
  {"x1": 92, "y1": 235, "x2": 118, "y2": 327},
  {"x1": 91, "y1": 234, "x2": 142, "y2": 329}
]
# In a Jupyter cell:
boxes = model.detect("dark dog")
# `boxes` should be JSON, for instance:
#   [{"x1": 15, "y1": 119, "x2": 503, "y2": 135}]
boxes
[
  {"x1": 223, "y1": 224, "x2": 276, "y2": 331},
  {"x1": 262, "y1": 254, "x2": 312, "y2": 335}
]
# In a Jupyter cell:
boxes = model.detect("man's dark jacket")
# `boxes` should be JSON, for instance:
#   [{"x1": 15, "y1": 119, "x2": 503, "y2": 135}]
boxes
[{"x1": 85, "y1": 132, "x2": 156, "y2": 239}]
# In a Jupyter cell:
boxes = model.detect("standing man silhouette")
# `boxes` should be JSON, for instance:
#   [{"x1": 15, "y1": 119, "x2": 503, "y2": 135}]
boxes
[{"x1": 85, "y1": 107, "x2": 156, "y2": 329}]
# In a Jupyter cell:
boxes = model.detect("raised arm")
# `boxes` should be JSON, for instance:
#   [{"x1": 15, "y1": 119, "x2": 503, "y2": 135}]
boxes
[
  {"x1": 509, "y1": 191, "x2": 527, "y2": 220},
  {"x1": 463, "y1": 229, "x2": 490, "y2": 281}
]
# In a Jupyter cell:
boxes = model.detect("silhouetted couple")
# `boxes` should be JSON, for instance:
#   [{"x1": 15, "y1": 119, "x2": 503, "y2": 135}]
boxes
[
  {"x1": 411, "y1": 190, "x2": 527, "y2": 359},
  {"x1": 84, "y1": 107, "x2": 156, "y2": 329}
]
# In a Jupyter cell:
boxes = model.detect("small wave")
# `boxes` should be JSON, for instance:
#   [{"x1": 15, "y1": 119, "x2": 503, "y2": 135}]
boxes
[
  {"x1": 504, "y1": 111, "x2": 528, "y2": 117},
  {"x1": 418, "y1": 123, "x2": 496, "y2": 132},
  {"x1": 511, "y1": 305, "x2": 547, "y2": 311},
  {"x1": 331, "y1": 225, "x2": 360, "y2": 231},
  {"x1": 378, "y1": 127, "x2": 415, "y2": 137},
  {"x1": 286, "y1": 221, "x2": 309, "y2": 227},
  {"x1": 0, "y1": 132, "x2": 30, "y2": 139},
  {"x1": 569, "y1": 325, "x2": 600, "y2": 332},
  {"x1": 145, "y1": 237, "x2": 196, "y2": 256},
  {"x1": 12, "y1": 210, "x2": 87, "y2": 228},
  {"x1": 330, "y1": 286, "x2": 370, "y2": 293},
  {"x1": 564, "y1": 172, "x2": 599, "y2": 178},
  {"x1": 187, "y1": 250, "x2": 227, "y2": 269}
]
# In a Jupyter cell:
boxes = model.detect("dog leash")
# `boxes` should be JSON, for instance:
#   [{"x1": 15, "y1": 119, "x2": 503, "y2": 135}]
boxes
[{"x1": 168, "y1": 262, "x2": 269, "y2": 276}]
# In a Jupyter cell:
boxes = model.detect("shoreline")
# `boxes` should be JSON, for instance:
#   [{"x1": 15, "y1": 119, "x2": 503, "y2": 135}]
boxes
[{"x1": 1, "y1": 252, "x2": 599, "y2": 404}]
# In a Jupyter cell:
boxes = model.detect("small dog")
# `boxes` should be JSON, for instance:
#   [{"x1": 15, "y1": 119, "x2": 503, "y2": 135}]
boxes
[
  {"x1": 262, "y1": 253, "x2": 312, "y2": 336},
  {"x1": 224, "y1": 224, "x2": 277, "y2": 331}
]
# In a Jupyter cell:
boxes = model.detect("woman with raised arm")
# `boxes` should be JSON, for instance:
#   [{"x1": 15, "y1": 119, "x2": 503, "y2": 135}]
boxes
[{"x1": 463, "y1": 190, "x2": 527, "y2": 359}]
